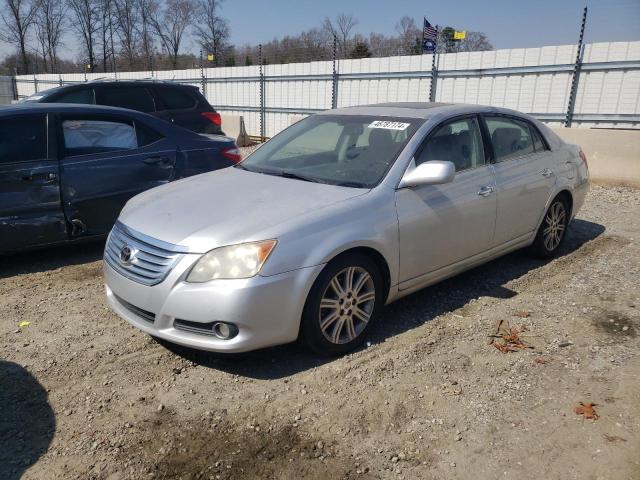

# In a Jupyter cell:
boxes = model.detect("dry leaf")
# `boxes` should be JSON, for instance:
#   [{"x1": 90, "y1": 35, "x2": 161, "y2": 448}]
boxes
[
  {"x1": 603, "y1": 433, "x2": 626, "y2": 443},
  {"x1": 534, "y1": 357, "x2": 547, "y2": 364},
  {"x1": 514, "y1": 311, "x2": 531, "y2": 318},
  {"x1": 575, "y1": 402, "x2": 599, "y2": 420},
  {"x1": 19, "y1": 321, "x2": 31, "y2": 327}
]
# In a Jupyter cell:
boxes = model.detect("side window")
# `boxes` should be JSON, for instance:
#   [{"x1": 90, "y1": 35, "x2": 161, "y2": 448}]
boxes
[
  {"x1": 135, "y1": 122, "x2": 164, "y2": 147},
  {"x1": 62, "y1": 119, "x2": 137, "y2": 156},
  {"x1": 53, "y1": 88, "x2": 95, "y2": 104},
  {"x1": 0, "y1": 115, "x2": 47, "y2": 163},
  {"x1": 97, "y1": 86, "x2": 155, "y2": 113},
  {"x1": 485, "y1": 116, "x2": 535, "y2": 162},
  {"x1": 416, "y1": 117, "x2": 485, "y2": 172},
  {"x1": 154, "y1": 86, "x2": 196, "y2": 110},
  {"x1": 530, "y1": 125, "x2": 547, "y2": 152}
]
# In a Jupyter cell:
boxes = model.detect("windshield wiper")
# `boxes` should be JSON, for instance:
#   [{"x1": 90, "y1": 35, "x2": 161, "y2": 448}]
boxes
[
  {"x1": 334, "y1": 181, "x2": 367, "y2": 188},
  {"x1": 279, "y1": 171, "x2": 324, "y2": 183}
]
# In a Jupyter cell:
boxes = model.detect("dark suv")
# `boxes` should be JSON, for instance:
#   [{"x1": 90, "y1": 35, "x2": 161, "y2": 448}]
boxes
[{"x1": 23, "y1": 80, "x2": 224, "y2": 135}]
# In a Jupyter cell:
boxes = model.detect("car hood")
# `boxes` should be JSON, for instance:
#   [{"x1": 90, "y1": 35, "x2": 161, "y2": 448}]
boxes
[{"x1": 119, "y1": 167, "x2": 369, "y2": 253}]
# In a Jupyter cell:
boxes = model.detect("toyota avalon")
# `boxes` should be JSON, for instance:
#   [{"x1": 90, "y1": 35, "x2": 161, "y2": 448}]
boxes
[{"x1": 103, "y1": 102, "x2": 589, "y2": 356}]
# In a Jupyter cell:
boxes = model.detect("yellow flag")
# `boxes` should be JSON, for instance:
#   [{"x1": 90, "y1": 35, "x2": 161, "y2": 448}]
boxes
[
  {"x1": 207, "y1": 53, "x2": 215, "y2": 61},
  {"x1": 453, "y1": 31, "x2": 467, "y2": 40}
]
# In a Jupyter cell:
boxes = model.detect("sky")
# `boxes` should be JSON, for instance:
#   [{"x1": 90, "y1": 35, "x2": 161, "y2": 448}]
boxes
[{"x1": 1, "y1": 0, "x2": 639, "y2": 60}]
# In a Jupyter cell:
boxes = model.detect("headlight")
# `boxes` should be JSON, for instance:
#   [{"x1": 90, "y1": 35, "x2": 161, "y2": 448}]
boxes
[{"x1": 186, "y1": 240, "x2": 277, "y2": 282}]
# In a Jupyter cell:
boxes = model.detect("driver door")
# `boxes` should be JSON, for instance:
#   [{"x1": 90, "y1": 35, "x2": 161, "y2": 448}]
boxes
[{"x1": 395, "y1": 116, "x2": 497, "y2": 288}]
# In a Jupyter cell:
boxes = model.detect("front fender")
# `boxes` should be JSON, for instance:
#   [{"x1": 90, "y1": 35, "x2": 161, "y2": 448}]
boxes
[{"x1": 260, "y1": 189, "x2": 399, "y2": 288}]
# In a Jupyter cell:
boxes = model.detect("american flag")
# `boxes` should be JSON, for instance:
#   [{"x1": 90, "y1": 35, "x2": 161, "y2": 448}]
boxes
[{"x1": 422, "y1": 18, "x2": 438, "y2": 53}]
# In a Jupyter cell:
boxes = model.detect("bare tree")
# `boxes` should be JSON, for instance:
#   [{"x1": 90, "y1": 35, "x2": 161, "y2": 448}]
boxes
[
  {"x1": 323, "y1": 13, "x2": 357, "y2": 58},
  {"x1": 34, "y1": 0, "x2": 65, "y2": 72},
  {"x1": 113, "y1": 0, "x2": 140, "y2": 68},
  {"x1": 97, "y1": 0, "x2": 115, "y2": 72},
  {"x1": 0, "y1": 0, "x2": 40, "y2": 74},
  {"x1": 458, "y1": 31, "x2": 493, "y2": 52},
  {"x1": 68, "y1": 0, "x2": 100, "y2": 70},
  {"x1": 149, "y1": 0, "x2": 195, "y2": 68},
  {"x1": 395, "y1": 16, "x2": 420, "y2": 54},
  {"x1": 193, "y1": 0, "x2": 229, "y2": 66},
  {"x1": 136, "y1": 0, "x2": 155, "y2": 70}
]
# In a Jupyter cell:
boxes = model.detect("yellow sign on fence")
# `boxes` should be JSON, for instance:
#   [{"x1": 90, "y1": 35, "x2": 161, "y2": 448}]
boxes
[
  {"x1": 453, "y1": 31, "x2": 467, "y2": 40},
  {"x1": 207, "y1": 54, "x2": 215, "y2": 62}
]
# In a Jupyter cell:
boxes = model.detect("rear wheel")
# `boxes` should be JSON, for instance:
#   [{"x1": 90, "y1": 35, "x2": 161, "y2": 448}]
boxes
[
  {"x1": 529, "y1": 195, "x2": 569, "y2": 258},
  {"x1": 301, "y1": 254, "x2": 384, "y2": 356}
]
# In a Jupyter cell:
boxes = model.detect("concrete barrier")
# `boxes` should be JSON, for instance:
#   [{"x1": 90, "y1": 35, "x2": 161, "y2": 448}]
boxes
[
  {"x1": 220, "y1": 114, "x2": 250, "y2": 147},
  {"x1": 552, "y1": 128, "x2": 640, "y2": 188}
]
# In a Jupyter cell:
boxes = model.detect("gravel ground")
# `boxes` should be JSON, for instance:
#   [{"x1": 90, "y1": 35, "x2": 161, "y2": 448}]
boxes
[{"x1": 1, "y1": 184, "x2": 639, "y2": 480}]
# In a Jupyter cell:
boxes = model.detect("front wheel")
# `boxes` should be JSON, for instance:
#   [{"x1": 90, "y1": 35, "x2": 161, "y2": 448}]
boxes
[
  {"x1": 301, "y1": 254, "x2": 384, "y2": 356},
  {"x1": 528, "y1": 195, "x2": 569, "y2": 258}
]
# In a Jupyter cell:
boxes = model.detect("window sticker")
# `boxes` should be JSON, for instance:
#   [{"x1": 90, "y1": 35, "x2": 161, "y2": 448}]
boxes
[{"x1": 368, "y1": 120, "x2": 410, "y2": 131}]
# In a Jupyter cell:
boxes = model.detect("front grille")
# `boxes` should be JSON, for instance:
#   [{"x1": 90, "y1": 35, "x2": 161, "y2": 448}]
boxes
[
  {"x1": 104, "y1": 221, "x2": 189, "y2": 286},
  {"x1": 114, "y1": 294, "x2": 155, "y2": 323}
]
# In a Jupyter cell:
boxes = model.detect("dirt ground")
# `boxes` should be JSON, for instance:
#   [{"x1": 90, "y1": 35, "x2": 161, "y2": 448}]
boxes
[{"x1": 1, "y1": 184, "x2": 639, "y2": 480}]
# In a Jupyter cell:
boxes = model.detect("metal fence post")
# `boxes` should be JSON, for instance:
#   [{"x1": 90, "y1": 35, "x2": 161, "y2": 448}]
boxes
[
  {"x1": 429, "y1": 27, "x2": 439, "y2": 102},
  {"x1": 331, "y1": 34, "x2": 339, "y2": 109},
  {"x1": 33, "y1": 72, "x2": 38, "y2": 93},
  {"x1": 565, "y1": 6, "x2": 588, "y2": 128},
  {"x1": 11, "y1": 76, "x2": 18, "y2": 102},
  {"x1": 58, "y1": 74, "x2": 63, "y2": 87},
  {"x1": 259, "y1": 44, "x2": 265, "y2": 142},
  {"x1": 200, "y1": 49, "x2": 207, "y2": 97}
]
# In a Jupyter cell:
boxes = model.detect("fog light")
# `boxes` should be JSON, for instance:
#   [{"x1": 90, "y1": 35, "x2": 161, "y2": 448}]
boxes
[{"x1": 213, "y1": 322, "x2": 232, "y2": 339}]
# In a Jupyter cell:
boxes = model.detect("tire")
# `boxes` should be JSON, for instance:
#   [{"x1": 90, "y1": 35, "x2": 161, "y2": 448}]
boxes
[
  {"x1": 301, "y1": 253, "x2": 385, "y2": 356},
  {"x1": 528, "y1": 195, "x2": 570, "y2": 258}
]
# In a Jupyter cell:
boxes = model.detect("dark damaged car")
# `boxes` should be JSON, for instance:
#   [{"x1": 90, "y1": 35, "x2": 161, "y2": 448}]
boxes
[{"x1": 0, "y1": 103, "x2": 241, "y2": 253}]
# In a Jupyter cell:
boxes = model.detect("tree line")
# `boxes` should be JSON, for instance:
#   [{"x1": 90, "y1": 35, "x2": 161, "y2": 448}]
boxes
[{"x1": 0, "y1": 0, "x2": 493, "y2": 75}]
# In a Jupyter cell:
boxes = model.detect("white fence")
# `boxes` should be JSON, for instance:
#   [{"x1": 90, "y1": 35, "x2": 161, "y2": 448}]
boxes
[{"x1": 14, "y1": 41, "x2": 640, "y2": 137}]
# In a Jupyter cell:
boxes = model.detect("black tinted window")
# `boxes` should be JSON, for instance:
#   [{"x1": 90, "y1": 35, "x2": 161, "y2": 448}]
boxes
[
  {"x1": 136, "y1": 122, "x2": 164, "y2": 146},
  {"x1": 97, "y1": 86, "x2": 155, "y2": 113},
  {"x1": 54, "y1": 88, "x2": 95, "y2": 104},
  {"x1": 0, "y1": 115, "x2": 47, "y2": 163},
  {"x1": 155, "y1": 86, "x2": 197, "y2": 110}
]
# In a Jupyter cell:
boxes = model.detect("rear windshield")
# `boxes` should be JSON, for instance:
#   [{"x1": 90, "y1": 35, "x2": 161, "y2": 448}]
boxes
[{"x1": 240, "y1": 115, "x2": 421, "y2": 188}]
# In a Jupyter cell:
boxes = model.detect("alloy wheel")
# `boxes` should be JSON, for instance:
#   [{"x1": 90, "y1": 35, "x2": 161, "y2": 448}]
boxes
[
  {"x1": 542, "y1": 201, "x2": 567, "y2": 251},
  {"x1": 318, "y1": 266, "x2": 376, "y2": 344}
]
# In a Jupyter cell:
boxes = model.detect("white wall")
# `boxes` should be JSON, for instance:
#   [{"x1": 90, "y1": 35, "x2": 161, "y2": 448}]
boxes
[{"x1": 14, "y1": 41, "x2": 640, "y2": 137}]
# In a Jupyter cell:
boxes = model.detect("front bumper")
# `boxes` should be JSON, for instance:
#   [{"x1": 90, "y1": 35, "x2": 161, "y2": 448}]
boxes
[{"x1": 104, "y1": 255, "x2": 324, "y2": 353}]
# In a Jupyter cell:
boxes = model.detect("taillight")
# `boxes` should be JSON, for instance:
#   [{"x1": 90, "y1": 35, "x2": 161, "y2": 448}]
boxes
[
  {"x1": 202, "y1": 111, "x2": 222, "y2": 126},
  {"x1": 221, "y1": 146, "x2": 241, "y2": 163},
  {"x1": 579, "y1": 149, "x2": 588, "y2": 170}
]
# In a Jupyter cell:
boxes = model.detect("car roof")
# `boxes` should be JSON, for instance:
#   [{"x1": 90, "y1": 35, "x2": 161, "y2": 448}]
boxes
[
  {"x1": 24, "y1": 80, "x2": 196, "y2": 98},
  {"x1": 0, "y1": 102, "x2": 152, "y2": 118},
  {"x1": 320, "y1": 102, "x2": 536, "y2": 121}
]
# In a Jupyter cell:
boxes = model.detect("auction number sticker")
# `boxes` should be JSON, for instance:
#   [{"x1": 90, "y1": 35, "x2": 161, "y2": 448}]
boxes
[{"x1": 368, "y1": 120, "x2": 410, "y2": 130}]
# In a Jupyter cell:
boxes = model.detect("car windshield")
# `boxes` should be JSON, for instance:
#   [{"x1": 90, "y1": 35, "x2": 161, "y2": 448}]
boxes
[{"x1": 239, "y1": 115, "x2": 421, "y2": 188}]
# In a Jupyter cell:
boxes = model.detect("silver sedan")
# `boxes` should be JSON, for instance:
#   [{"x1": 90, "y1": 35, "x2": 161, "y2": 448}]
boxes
[{"x1": 103, "y1": 103, "x2": 590, "y2": 355}]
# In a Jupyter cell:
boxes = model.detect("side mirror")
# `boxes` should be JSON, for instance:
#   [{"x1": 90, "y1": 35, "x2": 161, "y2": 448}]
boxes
[{"x1": 398, "y1": 160, "x2": 456, "y2": 188}]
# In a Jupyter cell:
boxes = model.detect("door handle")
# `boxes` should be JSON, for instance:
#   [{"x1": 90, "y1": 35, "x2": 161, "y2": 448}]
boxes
[
  {"x1": 21, "y1": 172, "x2": 57, "y2": 183},
  {"x1": 143, "y1": 156, "x2": 173, "y2": 166},
  {"x1": 477, "y1": 185, "x2": 494, "y2": 197},
  {"x1": 540, "y1": 168, "x2": 554, "y2": 177}
]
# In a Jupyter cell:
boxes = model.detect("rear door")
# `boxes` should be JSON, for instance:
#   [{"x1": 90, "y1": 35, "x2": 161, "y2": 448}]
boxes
[
  {"x1": 58, "y1": 113, "x2": 177, "y2": 236},
  {"x1": 0, "y1": 113, "x2": 67, "y2": 251},
  {"x1": 482, "y1": 115, "x2": 556, "y2": 246}
]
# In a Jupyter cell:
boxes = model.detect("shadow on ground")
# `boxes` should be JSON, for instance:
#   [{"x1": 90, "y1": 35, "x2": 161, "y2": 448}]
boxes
[
  {"x1": 0, "y1": 361, "x2": 55, "y2": 480},
  {"x1": 161, "y1": 218, "x2": 605, "y2": 379},
  {"x1": 0, "y1": 240, "x2": 105, "y2": 280}
]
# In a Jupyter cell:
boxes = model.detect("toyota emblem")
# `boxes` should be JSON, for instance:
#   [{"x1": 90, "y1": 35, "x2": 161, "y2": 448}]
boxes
[{"x1": 119, "y1": 245, "x2": 135, "y2": 265}]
